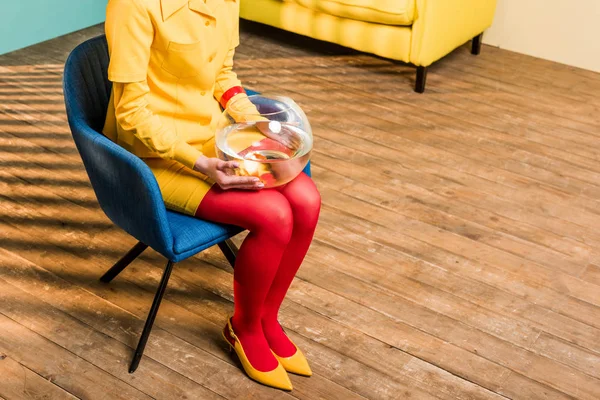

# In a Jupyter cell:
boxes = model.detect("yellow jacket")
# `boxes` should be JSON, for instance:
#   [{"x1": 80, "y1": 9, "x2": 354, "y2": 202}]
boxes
[{"x1": 103, "y1": 0, "x2": 244, "y2": 169}]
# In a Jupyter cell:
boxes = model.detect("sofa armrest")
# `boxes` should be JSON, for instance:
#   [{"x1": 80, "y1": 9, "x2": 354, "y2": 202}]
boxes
[{"x1": 410, "y1": 0, "x2": 497, "y2": 67}]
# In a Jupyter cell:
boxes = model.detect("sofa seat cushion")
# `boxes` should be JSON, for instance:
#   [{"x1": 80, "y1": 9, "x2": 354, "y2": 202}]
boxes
[{"x1": 291, "y1": 0, "x2": 415, "y2": 26}]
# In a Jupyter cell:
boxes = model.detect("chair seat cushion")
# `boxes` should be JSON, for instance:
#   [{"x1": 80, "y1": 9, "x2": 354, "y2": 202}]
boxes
[
  {"x1": 291, "y1": 0, "x2": 415, "y2": 26},
  {"x1": 167, "y1": 210, "x2": 243, "y2": 259}
]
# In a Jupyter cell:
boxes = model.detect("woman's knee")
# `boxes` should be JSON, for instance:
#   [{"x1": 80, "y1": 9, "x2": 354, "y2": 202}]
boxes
[
  {"x1": 303, "y1": 185, "x2": 322, "y2": 217},
  {"x1": 250, "y1": 192, "x2": 294, "y2": 244},
  {"x1": 284, "y1": 177, "x2": 322, "y2": 227}
]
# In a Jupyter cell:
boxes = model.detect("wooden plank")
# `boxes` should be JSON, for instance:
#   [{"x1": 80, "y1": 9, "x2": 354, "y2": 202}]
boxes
[
  {"x1": 581, "y1": 264, "x2": 600, "y2": 286},
  {"x1": 317, "y1": 202, "x2": 600, "y2": 337},
  {"x1": 532, "y1": 333, "x2": 600, "y2": 380},
  {"x1": 497, "y1": 372, "x2": 574, "y2": 400},
  {"x1": 404, "y1": 75, "x2": 600, "y2": 160},
  {"x1": 316, "y1": 176, "x2": 600, "y2": 309},
  {"x1": 0, "y1": 277, "x2": 226, "y2": 400},
  {"x1": 467, "y1": 44, "x2": 600, "y2": 96},
  {"x1": 0, "y1": 314, "x2": 152, "y2": 400},
  {"x1": 306, "y1": 140, "x2": 597, "y2": 275},
  {"x1": 443, "y1": 56, "x2": 600, "y2": 125},
  {"x1": 277, "y1": 264, "x2": 600, "y2": 399},
  {"x1": 429, "y1": 46, "x2": 600, "y2": 105},
  {"x1": 0, "y1": 355, "x2": 78, "y2": 400},
  {"x1": 280, "y1": 304, "x2": 500, "y2": 400},
  {"x1": 306, "y1": 230, "x2": 600, "y2": 360}
]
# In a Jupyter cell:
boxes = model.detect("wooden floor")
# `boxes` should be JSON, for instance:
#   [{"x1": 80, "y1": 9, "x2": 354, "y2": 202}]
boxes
[{"x1": 1, "y1": 22, "x2": 600, "y2": 400}]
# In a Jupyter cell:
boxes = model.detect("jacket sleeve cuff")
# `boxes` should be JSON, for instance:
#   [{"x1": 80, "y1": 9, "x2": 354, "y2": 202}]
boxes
[{"x1": 173, "y1": 141, "x2": 203, "y2": 170}]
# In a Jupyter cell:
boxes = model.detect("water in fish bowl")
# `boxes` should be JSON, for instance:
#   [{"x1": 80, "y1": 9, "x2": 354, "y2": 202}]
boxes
[{"x1": 215, "y1": 120, "x2": 312, "y2": 188}]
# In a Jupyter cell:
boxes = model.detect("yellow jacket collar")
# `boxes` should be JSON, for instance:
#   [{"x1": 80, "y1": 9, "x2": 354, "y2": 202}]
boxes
[
  {"x1": 161, "y1": 0, "x2": 235, "y2": 21},
  {"x1": 161, "y1": 0, "x2": 188, "y2": 20}
]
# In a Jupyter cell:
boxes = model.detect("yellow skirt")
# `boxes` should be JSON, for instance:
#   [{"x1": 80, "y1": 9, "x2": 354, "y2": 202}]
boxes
[
  {"x1": 144, "y1": 158, "x2": 215, "y2": 216},
  {"x1": 144, "y1": 140, "x2": 218, "y2": 216}
]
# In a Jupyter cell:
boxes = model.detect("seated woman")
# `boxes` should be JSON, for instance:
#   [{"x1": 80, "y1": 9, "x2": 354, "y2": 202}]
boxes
[{"x1": 103, "y1": 0, "x2": 321, "y2": 391}]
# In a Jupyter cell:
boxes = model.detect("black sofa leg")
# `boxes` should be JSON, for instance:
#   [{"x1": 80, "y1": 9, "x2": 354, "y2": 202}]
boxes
[
  {"x1": 129, "y1": 259, "x2": 174, "y2": 373},
  {"x1": 100, "y1": 241, "x2": 148, "y2": 283},
  {"x1": 472, "y1": 33, "x2": 483, "y2": 55},
  {"x1": 218, "y1": 239, "x2": 238, "y2": 268},
  {"x1": 415, "y1": 66, "x2": 428, "y2": 93}
]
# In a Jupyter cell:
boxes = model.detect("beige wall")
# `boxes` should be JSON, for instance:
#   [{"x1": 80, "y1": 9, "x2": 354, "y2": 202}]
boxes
[{"x1": 483, "y1": 0, "x2": 600, "y2": 73}]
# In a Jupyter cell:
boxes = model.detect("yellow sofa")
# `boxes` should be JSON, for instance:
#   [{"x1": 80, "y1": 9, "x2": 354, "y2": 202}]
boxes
[{"x1": 240, "y1": 0, "x2": 498, "y2": 92}]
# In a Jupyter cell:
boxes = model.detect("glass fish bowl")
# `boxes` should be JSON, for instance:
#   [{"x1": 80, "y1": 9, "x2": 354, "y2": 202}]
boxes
[{"x1": 215, "y1": 94, "x2": 313, "y2": 188}]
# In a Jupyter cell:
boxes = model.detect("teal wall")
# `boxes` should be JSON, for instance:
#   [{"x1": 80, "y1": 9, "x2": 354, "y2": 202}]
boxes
[{"x1": 0, "y1": 0, "x2": 106, "y2": 55}]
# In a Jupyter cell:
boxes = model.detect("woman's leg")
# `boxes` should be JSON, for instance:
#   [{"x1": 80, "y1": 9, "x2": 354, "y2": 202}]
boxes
[
  {"x1": 261, "y1": 173, "x2": 321, "y2": 357},
  {"x1": 195, "y1": 187, "x2": 294, "y2": 372}
]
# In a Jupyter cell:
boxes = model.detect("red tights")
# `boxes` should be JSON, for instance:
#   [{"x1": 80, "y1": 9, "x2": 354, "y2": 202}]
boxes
[{"x1": 195, "y1": 173, "x2": 321, "y2": 372}]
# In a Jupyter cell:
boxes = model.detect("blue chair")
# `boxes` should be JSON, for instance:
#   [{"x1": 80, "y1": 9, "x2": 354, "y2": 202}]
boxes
[{"x1": 63, "y1": 35, "x2": 311, "y2": 373}]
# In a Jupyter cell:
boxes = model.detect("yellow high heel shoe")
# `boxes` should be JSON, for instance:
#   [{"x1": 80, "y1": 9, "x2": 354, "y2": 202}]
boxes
[
  {"x1": 273, "y1": 342, "x2": 313, "y2": 377},
  {"x1": 222, "y1": 318, "x2": 293, "y2": 391}
]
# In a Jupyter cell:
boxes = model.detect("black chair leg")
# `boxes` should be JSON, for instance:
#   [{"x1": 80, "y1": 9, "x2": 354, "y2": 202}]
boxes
[
  {"x1": 218, "y1": 239, "x2": 238, "y2": 268},
  {"x1": 100, "y1": 241, "x2": 148, "y2": 283},
  {"x1": 415, "y1": 66, "x2": 428, "y2": 93},
  {"x1": 472, "y1": 33, "x2": 483, "y2": 55},
  {"x1": 129, "y1": 259, "x2": 174, "y2": 373}
]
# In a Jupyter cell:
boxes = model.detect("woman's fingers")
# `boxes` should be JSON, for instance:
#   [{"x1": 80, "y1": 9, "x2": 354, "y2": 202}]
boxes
[
  {"x1": 222, "y1": 184, "x2": 264, "y2": 191},
  {"x1": 218, "y1": 174, "x2": 263, "y2": 190},
  {"x1": 222, "y1": 175, "x2": 259, "y2": 185},
  {"x1": 217, "y1": 160, "x2": 239, "y2": 171}
]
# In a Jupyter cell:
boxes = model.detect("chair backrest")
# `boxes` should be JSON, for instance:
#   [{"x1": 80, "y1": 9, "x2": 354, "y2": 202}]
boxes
[{"x1": 63, "y1": 35, "x2": 174, "y2": 255}]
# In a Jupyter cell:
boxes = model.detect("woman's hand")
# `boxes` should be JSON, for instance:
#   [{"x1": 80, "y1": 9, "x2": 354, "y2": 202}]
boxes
[{"x1": 194, "y1": 156, "x2": 264, "y2": 190}]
